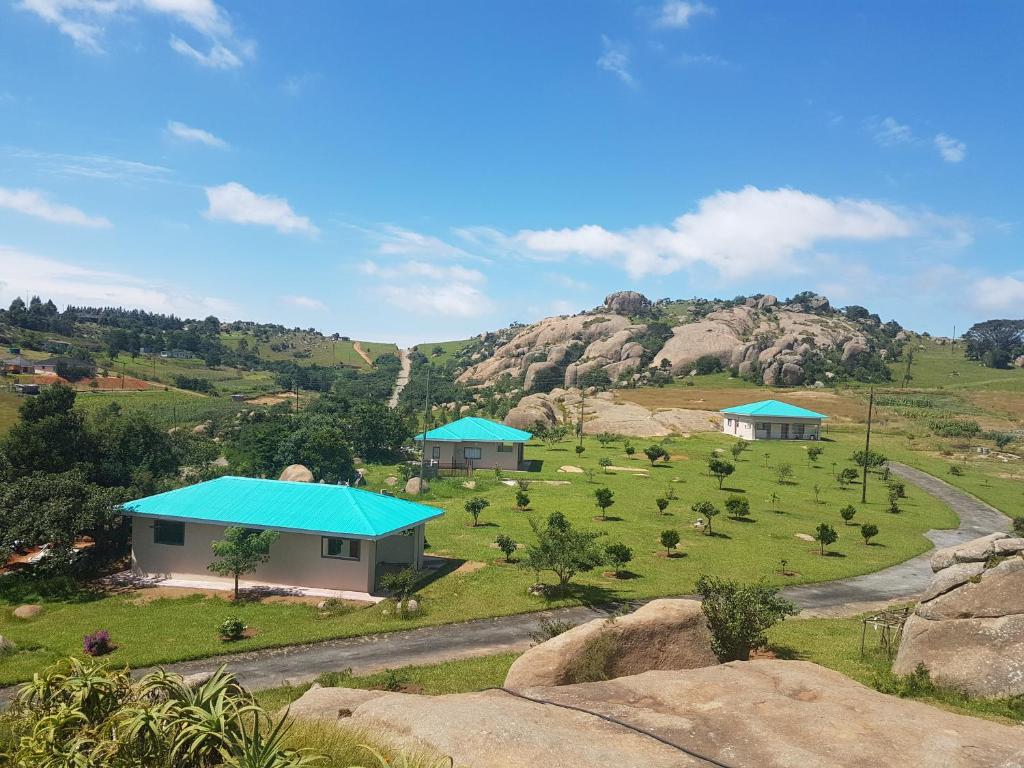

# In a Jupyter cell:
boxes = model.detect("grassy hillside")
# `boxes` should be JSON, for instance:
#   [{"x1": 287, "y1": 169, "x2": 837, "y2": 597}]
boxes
[
  {"x1": 891, "y1": 337, "x2": 1024, "y2": 391},
  {"x1": 415, "y1": 338, "x2": 475, "y2": 366},
  {"x1": 104, "y1": 353, "x2": 277, "y2": 396},
  {"x1": 221, "y1": 331, "x2": 397, "y2": 370},
  {"x1": 73, "y1": 389, "x2": 251, "y2": 428}
]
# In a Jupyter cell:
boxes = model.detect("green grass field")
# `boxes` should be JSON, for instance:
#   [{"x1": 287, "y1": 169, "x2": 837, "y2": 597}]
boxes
[
  {"x1": 72, "y1": 389, "x2": 251, "y2": 428},
  {"x1": 891, "y1": 337, "x2": 1024, "y2": 391},
  {"x1": 105, "y1": 353, "x2": 278, "y2": 396},
  {"x1": 415, "y1": 338, "x2": 475, "y2": 367},
  {"x1": 0, "y1": 391, "x2": 20, "y2": 434},
  {"x1": 0, "y1": 432, "x2": 964, "y2": 685},
  {"x1": 221, "y1": 331, "x2": 398, "y2": 370}
]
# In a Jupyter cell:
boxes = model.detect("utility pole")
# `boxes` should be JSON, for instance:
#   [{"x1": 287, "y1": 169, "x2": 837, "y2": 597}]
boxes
[
  {"x1": 951, "y1": 325, "x2": 956, "y2": 355},
  {"x1": 861, "y1": 387, "x2": 874, "y2": 504}
]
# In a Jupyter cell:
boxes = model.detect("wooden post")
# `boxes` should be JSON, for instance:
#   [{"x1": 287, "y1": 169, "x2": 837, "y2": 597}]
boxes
[{"x1": 861, "y1": 387, "x2": 874, "y2": 504}]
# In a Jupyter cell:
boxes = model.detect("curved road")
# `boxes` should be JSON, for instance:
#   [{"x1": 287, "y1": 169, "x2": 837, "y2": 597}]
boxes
[{"x1": 5, "y1": 464, "x2": 1010, "y2": 695}]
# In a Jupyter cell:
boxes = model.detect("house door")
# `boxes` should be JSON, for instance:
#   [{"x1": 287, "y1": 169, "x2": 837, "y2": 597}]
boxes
[{"x1": 780, "y1": 423, "x2": 789, "y2": 440}]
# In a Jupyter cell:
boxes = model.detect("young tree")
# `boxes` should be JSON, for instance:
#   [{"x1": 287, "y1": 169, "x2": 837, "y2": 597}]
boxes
[
  {"x1": 660, "y1": 529, "x2": 680, "y2": 556},
  {"x1": 837, "y1": 467, "x2": 859, "y2": 489},
  {"x1": 594, "y1": 486, "x2": 615, "y2": 521},
  {"x1": 769, "y1": 491, "x2": 780, "y2": 512},
  {"x1": 730, "y1": 440, "x2": 746, "y2": 461},
  {"x1": 575, "y1": 444, "x2": 585, "y2": 457},
  {"x1": 691, "y1": 500, "x2": 720, "y2": 535},
  {"x1": 624, "y1": 443, "x2": 636, "y2": 459},
  {"x1": 596, "y1": 432, "x2": 616, "y2": 447},
  {"x1": 775, "y1": 463, "x2": 794, "y2": 485},
  {"x1": 860, "y1": 523, "x2": 879, "y2": 545},
  {"x1": 840, "y1": 504, "x2": 857, "y2": 524},
  {"x1": 851, "y1": 449, "x2": 888, "y2": 472},
  {"x1": 812, "y1": 484, "x2": 822, "y2": 504},
  {"x1": 814, "y1": 522, "x2": 838, "y2": 555},
  {"x1": 724, "y1": 495, "x2": 750, "y2": 519},
  {"x1": 887, "y1": 485, "x2": 902, "y2": 514},
  {"x1": 604, "y1": 542, "x2": 633, "y2": 576},
  {"x1": 599, "y1": 457, "x2": 613, "y2": 473},
  {"x1": 465, "y1": 496, "x2": 491, "y2": 527},
  {"x1": 707, "y1": 457, "x2": 735, "y2": 489},
  {"x1": 695, "y1": 575, "x2": 799, "y2": 661},
  {"x1": 522, "y1": 512, "x2": 605, "y2": 592},
  {"x1": 495, "y1": 533, "x2": 518, "y2": 562},
  {"x1": 806, "y1": 445, "x2": 824, "y2": 466},
  {"x1": 887, "y1": 479, "x2": 906, "y2": 499},
  {"x1": 643, "y1": 444, "x2": 668, "y2": 465},
  {"x1": 655, "y1": 497, "x2": 670, "y2": 515},
  {"x1": 515, "y1": 490, "x2": 530, "y2": 510},
  {"x1": 208, "y1": 526, "x2": 279, "y2": 600}
]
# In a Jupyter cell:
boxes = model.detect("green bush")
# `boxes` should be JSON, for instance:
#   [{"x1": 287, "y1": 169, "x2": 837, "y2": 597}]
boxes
[
  {"x1": 218, "y1": 617, "x2": 246, "y2": 642},
  {"x1": 929, "y1": 418, "x2": 982, "y2": 438},
  {"x1": 695, "y1": 575, "x2": 798, "y2": 661}
]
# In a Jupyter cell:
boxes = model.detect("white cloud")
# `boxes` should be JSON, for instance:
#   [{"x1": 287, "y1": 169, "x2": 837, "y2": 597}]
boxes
[
  {"x1": 283, "y1": 295, "x2": 326, "y2": 311},
  {"x1": 655, "y1": 1, "x2": 713, "y2": 29},
  {"x1": 361, "y1": 260, "x2": 493, "y2": 317},
  {"x1": 17, "y1": 0, "x2": 254, "y2": 67},
  {"x1": 934, "y1": 133, "x2": 966, "y2": 163},
  {"x1": 515, "y1": 186, "x2": 919, "y2": 278},
  {"x1": 6, "y1": 147, "x2": 172, "y2": 182},
  {"x1": 597, "y1": 35, "x2": 634, "y2": 86},
  {"x1": 0, "y1": 186, "x2": 111, "y2": 227},
  {"x1": 0, "y1": 246, "x2": 234, "y2": 316},
  {"x1": 870, "y1": 116, "x2": 914, "y2": 146},
  {"x1": 970, "y1": 276, "x2": 1024, "y2": 313},
  {"x1": 166, "y1": 120, "x2": 227, "y2": 148},
  {"x1": 204, "y1": 182, "x2": 318, "y2": 236}
]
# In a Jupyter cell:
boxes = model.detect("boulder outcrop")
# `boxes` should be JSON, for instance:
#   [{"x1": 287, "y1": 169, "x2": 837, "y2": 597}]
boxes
[
  {"x1": 893, "y1": 533, "x2": 1024, "y2": 697},
  {"x1": 289, "y1": 660, "x2": 1024, "y2": 768},
  {"x1": 278, "y1": 464, "x2": 314, "y2": 482},
  {"x1": 504, "y1": 599, "x2": 717, "y2": 688},
  {"x1": 603, "y1": 290, "x2": 651, "y2": 316}
]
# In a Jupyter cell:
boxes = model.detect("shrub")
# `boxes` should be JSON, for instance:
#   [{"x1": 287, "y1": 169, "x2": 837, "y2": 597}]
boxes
[
  {"x1": 379, "y1": 567, "x2": 419, "y2": 602},
  {"x1": 806, "y1": 445, "x2": 824, "y2": 465},
  {"x1": 1013, "y1": 516, "x2": 1024, "y2": 536},
  {"x1": 814, "y1": 522, "x2": 838, "y2": 555},
  {"x1": 861, "y1": 523, "x2": 879, "y2": 544},
  {"x1": 495, "y1": 534, "x2": 518, "y2": 562},
  {"x1": 837, "y1": 467, "x2": 859, "y2": 488},
  {"x1": 948, "y1": 464, "x2": 964, "y2": 476},
  {"x1": 660, "y1": 529, "x2": 680, "y2": 556},
  {"x1": 643, "y1": 444, "x2": 669, "y2": 465},
  {"x1": 218, "y1": 617, "x2": 246, "y2": 642},
  {"x1": 691, "y1": 499, "x2": 720, "y2": 534},
  {"x1": 565, "y1": 631, "x2": 618, "y2": 683},
  {"x1": 528, "y1": 617, "x2": 577, "y2": 645},
  {"x1": 707, "y1": 457, "x2": 735, "y2": 489},
  {"x1": 522, "y1": 512, "x2": 605, "y2": 592},
  {"x1": 594, "y1": 486, "x2": 615, "y2": 520},
  {"x1": 693, "y1": 354, "x2": 723, "y2": 375},
  {"x1": 82, "y1": 630, "x2": 112, "y2": 657},
  {"x1": 599, "y1": 457, "x2": 613, "y2": 473},
  {"x1": 840, "y1": 504, "x2": 857, "y2": 524},
  {"x1": 695, "y1": 575, "x2": 798, "y2": 661},
  {"x1": 730, "y1": 440, "x2": 746, "y2": 460},
  {"x1": 465, "y1": 496, "x2": 490, "y2": 526},
  {"x1": 775, "y1": 463, "x2": 794, "y2": 485},
  {"x1": 575, "y1": 444, "x2": 585, "y2": 457},
  {"x1": 888, "y1": 479, "x2": 907, "y2": 498},
  {"x1": 928, "y1": 418, "x2": 982, "y2": 438},
  {"x1": 655, "y1": 497, "x2": 670, "y2": 514},
  {"x1": 605, "y1": 542, "x2": 633, "y2": 575},
  {"x1": 724, "y1": 495, "x2": 750, "y2": 518},
  {"x1": 515, "y1": 490, "x2": 530, "y2": 510},
  {"x1": 624, "y1": 443, "x2": 636, "y2": 458}
]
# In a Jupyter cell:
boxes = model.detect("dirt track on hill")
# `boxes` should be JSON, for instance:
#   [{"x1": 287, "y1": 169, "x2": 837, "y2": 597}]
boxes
[{"x1": 352, "y1": 341, "x2": 373, "y2": 366}]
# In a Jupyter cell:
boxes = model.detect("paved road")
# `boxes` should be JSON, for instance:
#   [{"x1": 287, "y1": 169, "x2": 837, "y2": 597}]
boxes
[
  {"x1": 3, "y1": 463, "x2": 1009, "y2": 696},
  {"x1": 388, "y1": 348, "x2": 411, "y2": 408}
]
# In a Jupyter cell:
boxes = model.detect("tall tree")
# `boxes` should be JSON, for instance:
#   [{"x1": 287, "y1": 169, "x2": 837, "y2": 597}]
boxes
[{"x1": 963, "y1": 319, "x2": 1024, "y2": 368}]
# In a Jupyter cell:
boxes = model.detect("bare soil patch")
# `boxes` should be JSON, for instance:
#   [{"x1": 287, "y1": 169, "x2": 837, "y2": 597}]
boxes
[{"x1": 616, "y1": 387, "x2": 867, "y2": 422}]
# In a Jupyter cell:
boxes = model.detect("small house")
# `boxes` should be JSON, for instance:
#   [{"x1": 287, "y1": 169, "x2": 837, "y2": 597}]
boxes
[
  {"x1": 2, "y1": 355, "x2": 36, "y2": 374},
  {"x1": 160, "y1": 349, "x2": 195, "y2": 359},
  {"x1": 125, "y1": 476, "x2": 442, "y2": 598},
  {"x1": 720, "y1": 400, "x2": 826, "y2": 441},
  {"x1": 414, "y1": 416, "x2": 532, "y2": 471}
]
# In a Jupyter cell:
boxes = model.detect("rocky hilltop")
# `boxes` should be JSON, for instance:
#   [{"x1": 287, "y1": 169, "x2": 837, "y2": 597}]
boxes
[{"x1": 456, "y1": 291, "x2": 902, "y2": 392}]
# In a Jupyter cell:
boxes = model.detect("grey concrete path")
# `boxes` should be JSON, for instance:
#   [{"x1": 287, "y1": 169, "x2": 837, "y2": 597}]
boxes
[
  {"x1": 387, "y1": 348, "x2": 411, "y2": 408},
  {"x1": 2, "y1": 463, "x2": 1009, "y2": 697}
]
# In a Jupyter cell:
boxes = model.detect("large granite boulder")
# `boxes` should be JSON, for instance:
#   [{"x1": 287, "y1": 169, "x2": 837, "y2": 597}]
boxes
[
  {"x1": 504, "y1": 599, "x2": 717, "y2": 688},
  {"x1": 288, "y1": 660, "x2": 1024, "y2": 767},
  {"x1": 894, "y1": 534, "x2": 1024, "y2": 697},
  {"x1": 603, "y1": 291, "x2": 651, "y2": 315},
  {"x1": 278, "y1": 464, "x2": 314, "y2": 482},
  {"x1": 504, "y1": 393, "x2": 559, "y2": 430}
]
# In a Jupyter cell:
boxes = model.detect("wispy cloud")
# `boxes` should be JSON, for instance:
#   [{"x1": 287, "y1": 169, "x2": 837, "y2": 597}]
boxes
[
  {"x1": 0, "y1": 246, "x2": 234, "y2": 316},
  {"x1": 970, "y1": 275, "x2": 1024, "y2": 313},
  {"x1": 597, "y1": 35, "x2": 635, "y2": 86},
  {"x1": 0, "y1": 186, "x2": 111, "y2": 228},
  {"x1": 361, "y1": 260, "x2": 493, "y2": 317},
  {"x1": 654, "y1": 1, "x2": 713, "y2": 29},
  {"x1": 869, "y1": 116, "x2": 914, "y2": 146},
  {"x1": 5, "y1": 147, "x2": 172, "y2": 183},
  {"x1": 677, "y1": 52, "x2": 735, "y2": 68},
  {"x1": 283, "y1": 294, "x2": 327, "y2": 311},
  {"x1": 204, "y1": 182, "x2": 318, "y2": 236},
  {"x1": 934, "y1": 133, "x2": 967, "y2": 164},
  {"x1": 166, "y1": 120, "x2": 228, "y2": 148},
  {"x1": 17, "y1": 0, "x2": 254, "y2": 68}
]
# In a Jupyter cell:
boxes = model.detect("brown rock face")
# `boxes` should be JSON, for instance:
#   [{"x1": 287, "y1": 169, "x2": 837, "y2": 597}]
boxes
[
  {"x1": 289, "y1": 661, "x2": 1024, "y2": 768},
  {"x1": 503, "y1": 599, "x2": 719, "y2": 689},
  {"x1": 894, "y1": 534, "x2": 1024, "y2": 698},
  {"x1": 603, "y1": 291, "x2": 651, "y2": 315},
  {"x1": 278, "y1": 464, "x2": 314, "y2": 482},
  {"x1": 503, "y1": 393, "x2": 559, "y2": 430}
]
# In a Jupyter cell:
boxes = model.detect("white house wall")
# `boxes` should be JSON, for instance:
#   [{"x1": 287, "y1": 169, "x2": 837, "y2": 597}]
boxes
[{"x1": 722, "y1": 415, "x2": 821, "y2": 441}]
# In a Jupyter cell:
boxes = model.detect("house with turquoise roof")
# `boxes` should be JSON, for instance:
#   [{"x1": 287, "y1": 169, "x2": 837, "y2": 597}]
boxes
[
  {"x1": 720, "y1": 399, "x2": 827, "y2": 441},
  {"x1": 414, "y1": 416, "x2": 532, "y2": 471},
  {"x1": 124, "y1": 476, "x2": 443, "y2": 599}
]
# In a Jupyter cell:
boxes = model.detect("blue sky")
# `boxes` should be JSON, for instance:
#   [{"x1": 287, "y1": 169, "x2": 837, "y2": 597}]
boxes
[{"x1": 1, "y1": 1, "x2": 1021, "y2": 345}]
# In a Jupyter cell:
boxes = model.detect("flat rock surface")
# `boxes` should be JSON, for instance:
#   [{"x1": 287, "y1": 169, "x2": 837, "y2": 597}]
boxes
[{"x1": 290, "y1": 660, "x2": 1024, "y2": 768}]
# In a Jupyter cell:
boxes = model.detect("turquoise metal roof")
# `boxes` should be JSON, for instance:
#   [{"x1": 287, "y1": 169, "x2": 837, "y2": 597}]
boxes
[
  {"x1": 720, "y1": 399, "x2": 828, "y2": 420},
  {"x1": 124, "y1": 476, "x2": 443, "y2": 539},
  {"x1": 414, "y1": 416, "x2": 532, "y2": 443}
]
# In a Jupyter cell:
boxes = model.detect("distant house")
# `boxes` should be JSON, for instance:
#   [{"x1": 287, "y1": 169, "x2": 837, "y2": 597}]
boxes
[
  {"x1": 2, "y1": 355, "x2": 36, "y2": 374},
  {"x1": 720, "y1": 400, "x2": 826, "y2": 441},
  {"x1": 13, "y1": 383, "x2": 39, "y2": 395},
  {"x1": 414, "y1": 416, "x2": 532, "y2": 471},
  {"x1": 160, "y1": 349, "x2": 195, "y2": 359},
  {"x1": 125, "y1": 476, "x2": 442, "y2": 597}
]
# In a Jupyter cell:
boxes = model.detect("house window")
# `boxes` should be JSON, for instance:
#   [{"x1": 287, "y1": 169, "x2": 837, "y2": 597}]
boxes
[
  {"x1": 463, "y1": 447, "x2": 482, "y2": 460},
  {"x1": 431, "y1": 446, "x2": 441, "y2": 460},
  {"x1": 497, "y1": 443, "x2": 513, "y2": 453},
  {"x1": 756, "y1": 422, "x2": 769, "y2": 432},
  {"x1": 322, "y1": 537, "x2": 361, "y2": 560},
  {"x1": 793, "y1": 423, "x2": 805, "y2": 438},
  {"x1": 153, "y1": 520, "x2": 185, "y2": 546},
  {"x1": 726, "y1": 418, "x2": 734, "y2": 427},
  {"x1": 780, "y1": 424, "x2": 790, "y2": 439}
]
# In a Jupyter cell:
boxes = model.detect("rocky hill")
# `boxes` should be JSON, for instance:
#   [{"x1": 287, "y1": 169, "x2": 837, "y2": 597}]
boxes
[{"x1": 455, "y1": 291, "x2": 904, "y2": 393}]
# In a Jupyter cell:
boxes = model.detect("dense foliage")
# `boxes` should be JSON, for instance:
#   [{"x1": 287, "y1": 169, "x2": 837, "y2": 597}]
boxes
[
  {"x1": 963, "y1": 319, "x2": 1024, "y2": 368},
  {"x1": 695, "y1": 575, "x2": 799, "y2": 661}
]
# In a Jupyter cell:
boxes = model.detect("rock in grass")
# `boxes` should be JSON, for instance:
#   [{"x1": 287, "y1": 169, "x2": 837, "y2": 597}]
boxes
[{"x1": 13, "y1": 604, "x2": 42, "y2": 620}]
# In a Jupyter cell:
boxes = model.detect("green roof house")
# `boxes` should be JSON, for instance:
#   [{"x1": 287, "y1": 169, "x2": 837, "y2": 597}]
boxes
[
  {"x1": 720, "y1": 400, "x2": 827, "y2": 441},
  {"x1": 124, "y1": 476, "x2": 443, "y2": 600},
  {"x1": 414, "y1": 416, "x2": 532, "y2": 471}
]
